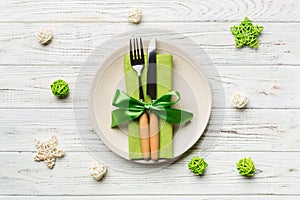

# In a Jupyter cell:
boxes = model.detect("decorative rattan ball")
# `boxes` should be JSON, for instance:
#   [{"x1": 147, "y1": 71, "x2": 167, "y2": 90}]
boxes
[
  {"x1": 236, "y1": 157, "x2": 255, "y2": 177},
  {"x1": 51, "y1": 79, "x2": 69, "y2": 97},
  {"x1": 188, "y1": 156, "x2": 208, "y2": 175},
  {"x1": 128, "y1": 8, "x2": 142, "y2": 24},
  {"x1": 232, "y1": 92, "x2": 248, "y2": 108},
  {"x1": 89, "y1": 162, "x2": 107, "y2": 181},
  {"x1": 37, "y1": 29, "x2": 53, "y2": 45}
]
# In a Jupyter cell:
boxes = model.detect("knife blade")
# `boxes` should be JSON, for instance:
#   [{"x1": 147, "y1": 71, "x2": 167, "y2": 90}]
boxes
[
  {"x1": 147, "y1": 37, "x2": 157, "y2": 100},
  {"x1": 147, "y1": 37, "x2": 159, "y2": 161}
]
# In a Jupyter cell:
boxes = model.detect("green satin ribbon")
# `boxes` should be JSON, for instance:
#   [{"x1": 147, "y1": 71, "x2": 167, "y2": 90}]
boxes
[{"x1": 111, "y1": 89, "x2": 193, "y2": 128}]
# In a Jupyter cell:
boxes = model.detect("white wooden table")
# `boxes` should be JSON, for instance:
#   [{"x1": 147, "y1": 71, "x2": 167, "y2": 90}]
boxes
[{"x1": 1, "y1": 0, "x2": 300, "y2": 199}]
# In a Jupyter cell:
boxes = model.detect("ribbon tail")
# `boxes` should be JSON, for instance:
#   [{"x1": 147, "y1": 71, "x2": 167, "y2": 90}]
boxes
[
  {"x1": 152, "y1": 108, "x2": 193, "y2": 124},
  {"x1": 111, "y1": 109, "x2": 144, "y2": 128},
  {"x1": 112, "y1": 89, "x2": 145, "y2": 108}
]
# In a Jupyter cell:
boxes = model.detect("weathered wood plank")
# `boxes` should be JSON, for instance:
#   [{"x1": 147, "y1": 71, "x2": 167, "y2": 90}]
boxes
[
  {"x1": 0, "y1": 0, "x2": 299, "y2": 22},
  {"x1": 0, "y1": 152, "x2": 299, "y2": 195},
  {"x1": 0, "y1": 108, "x2": 299, "y2": 152},
  {"x1": 0, "y1": 23, "x2": 298, "y2": 65},
  {"x1": 1, "y1": 66, "x2": 299, "y2": 109},
  {"x1": 1, "y1": 0, "x2": 299, "y2": 198},
  {"x1": 1, "y1": 196, "x2": 300, "y2": 199}
]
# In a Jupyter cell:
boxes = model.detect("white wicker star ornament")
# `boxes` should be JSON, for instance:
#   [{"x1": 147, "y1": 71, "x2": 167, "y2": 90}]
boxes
[{"x1": 34, "y1": 135, "x2": 65, "y2": 169}]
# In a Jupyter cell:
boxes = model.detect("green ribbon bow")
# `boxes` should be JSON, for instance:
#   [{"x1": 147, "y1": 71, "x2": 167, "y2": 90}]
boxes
[{"x1": 111, "y1": 89, "x2": 193, "y2": 128}]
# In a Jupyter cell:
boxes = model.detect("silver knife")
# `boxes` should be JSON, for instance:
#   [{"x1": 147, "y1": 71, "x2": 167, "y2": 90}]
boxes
[
  {"x1": 147, "y1": 37, "x2": 157, "y2": 99},
  {"x1": 147, "y1": 38, "x2": 159, "y2": 160}
]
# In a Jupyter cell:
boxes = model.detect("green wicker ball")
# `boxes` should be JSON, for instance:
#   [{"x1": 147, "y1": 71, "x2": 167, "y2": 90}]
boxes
[
  {"x1": 51, "y1": 79, "x2": 69, "y2": 97},
  {"x1": 188, "y1": 156, "x2": 208, "y2": 175},
  {"x1": 236, "y1": 157, "x2": 255, "y2": 177}
]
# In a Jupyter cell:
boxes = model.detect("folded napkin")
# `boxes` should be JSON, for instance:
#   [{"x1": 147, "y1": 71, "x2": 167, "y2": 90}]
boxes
[{"x1": 124, "y1": 54, "x2": 173, "y2": 159}]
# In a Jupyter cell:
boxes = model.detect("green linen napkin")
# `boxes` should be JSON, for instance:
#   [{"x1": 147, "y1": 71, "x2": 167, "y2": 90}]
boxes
[{"x1": 124, "y1": 54, "x2": 173, "y2": 159}]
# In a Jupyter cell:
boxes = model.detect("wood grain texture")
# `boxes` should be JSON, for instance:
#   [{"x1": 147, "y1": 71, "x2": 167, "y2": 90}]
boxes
[
  {"x1": 1, "y1": 196, "x2": 300, "y2": 200},
  {"x1": 0, "y1": 0, "x2": 299, "y2": 22},
  {"x1": 1, "y1": 0, "x2": 300, "y2": 198},
  {"x1": 0, "y1": 152, "x2": 299, "y2": 195},
  {"x1": 0, "y1": 23, "x2": 299, "y2": 66},
  {"x1": 0, "y1": 108, "x2": 299, "y2": 152},
  {"x1": 1, "y1": 66, "x2": 300, "y2": 109}
]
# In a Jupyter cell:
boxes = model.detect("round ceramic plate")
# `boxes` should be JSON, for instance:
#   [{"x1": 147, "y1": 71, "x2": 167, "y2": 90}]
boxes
[{"x1": 88, "y1": 30, "x2": 212, "y2": 164}]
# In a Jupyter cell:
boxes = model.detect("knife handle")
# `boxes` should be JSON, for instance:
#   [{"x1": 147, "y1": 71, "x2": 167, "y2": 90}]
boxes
[
  {"x1": 150, "y1": 112, "x2": 159, "y2": 161},
  {"x1": 139, "y1": 112, "x2": 150, "y2": 160}
]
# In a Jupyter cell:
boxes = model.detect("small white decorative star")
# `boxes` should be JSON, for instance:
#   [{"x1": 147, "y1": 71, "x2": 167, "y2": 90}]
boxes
[{"x1": 34, "y1": 135, "x2": 65, "y2": 169}]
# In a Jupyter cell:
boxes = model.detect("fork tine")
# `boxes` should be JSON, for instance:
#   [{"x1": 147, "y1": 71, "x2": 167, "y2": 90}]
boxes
[
  {"x1": 130, "y1": 37, "x2": 144, "y2": 65},
  {"x1": 133, "y1": 38, "x2": 137, "y2": 60},
  {"x1": 135, "y1": 38, "x2": 141, "y2": 59},
  {"x1": 129, "y1": 39, "x2": 133, "y2": 62},
  {"x1": 140, "y1": 38, "x2": 144, "y2": 61}
]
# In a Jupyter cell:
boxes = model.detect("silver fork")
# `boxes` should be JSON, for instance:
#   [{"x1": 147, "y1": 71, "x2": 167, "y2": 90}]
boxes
[
  {"x1": 129, "y1": 38, "x2": 145, "y2": 101},
  {"x1": 129, "y1": 38, "x2": 150, "y2": 160}
]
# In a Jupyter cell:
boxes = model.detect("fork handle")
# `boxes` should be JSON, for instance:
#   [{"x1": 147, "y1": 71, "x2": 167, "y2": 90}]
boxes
[
  {"x1": 139, "y1": 112, "x2": 150, "y2": 160},
  {"x1": 138, "y1": 76, "x2": 144, "y2": 100}
]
